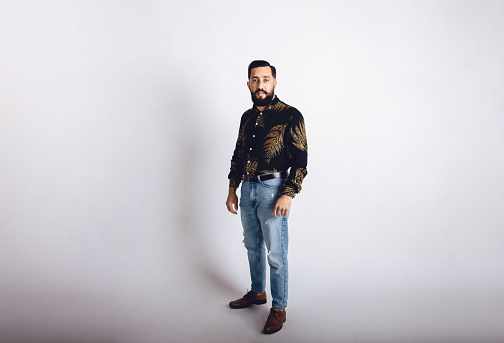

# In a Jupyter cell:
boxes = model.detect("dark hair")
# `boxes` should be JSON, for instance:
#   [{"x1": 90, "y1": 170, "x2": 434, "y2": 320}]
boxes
[{"x1": 248, "y1": 60, "x2": 276, "y2": 79}]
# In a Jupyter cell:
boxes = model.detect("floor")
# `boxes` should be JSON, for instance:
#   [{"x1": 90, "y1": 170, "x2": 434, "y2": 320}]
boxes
[{"x1": 2, "y1": 255, "x2": 504, "y2": 343}]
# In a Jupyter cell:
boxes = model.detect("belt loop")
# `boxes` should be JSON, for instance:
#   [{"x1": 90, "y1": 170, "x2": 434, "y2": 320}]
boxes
[{"x1": 257, "y1": 174, "x2": 262, "y2": 183}]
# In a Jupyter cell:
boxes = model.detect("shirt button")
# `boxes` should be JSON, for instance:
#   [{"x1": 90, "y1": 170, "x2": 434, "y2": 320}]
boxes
[
  {"x1": 249, "y1": 148, "x2": 252, "y2": 150},
  {"x1": 260, "y1": 112, "x2": 262, "y2": 115}
]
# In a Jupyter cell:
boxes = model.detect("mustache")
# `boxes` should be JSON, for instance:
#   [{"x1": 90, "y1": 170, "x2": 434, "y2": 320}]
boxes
[{"x1": 255, "y1": 89, "x2": 267, "y2": 95}]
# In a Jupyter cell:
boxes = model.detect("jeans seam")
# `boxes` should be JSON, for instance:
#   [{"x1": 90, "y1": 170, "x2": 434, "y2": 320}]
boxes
[{"x1": 281, "y1": 217, "x2": 288, "y2": 308}]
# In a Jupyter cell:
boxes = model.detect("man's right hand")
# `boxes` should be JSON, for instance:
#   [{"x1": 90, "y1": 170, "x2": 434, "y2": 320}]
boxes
[{"x1": 226, "y1": 188, "x2": 239, "y2": 215}]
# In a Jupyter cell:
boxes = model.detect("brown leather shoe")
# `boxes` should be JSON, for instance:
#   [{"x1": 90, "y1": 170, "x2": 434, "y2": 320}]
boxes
[
  {"x1": 263, "y1": 308, "x2": 286, "y2": 334},
  {"x1": 229, "y1": 291, "x2": 267, "y2": 309}
]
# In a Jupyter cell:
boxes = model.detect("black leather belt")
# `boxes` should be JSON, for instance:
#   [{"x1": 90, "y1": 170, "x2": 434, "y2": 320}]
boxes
[{"x1": 243, "y1": 171, "x2": 288, "y2": 183}]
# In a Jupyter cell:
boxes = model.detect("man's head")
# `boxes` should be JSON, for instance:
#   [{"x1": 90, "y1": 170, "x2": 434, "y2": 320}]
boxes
[{"x1": 247, "y1": 60, "x2": 277, "y2": 108}]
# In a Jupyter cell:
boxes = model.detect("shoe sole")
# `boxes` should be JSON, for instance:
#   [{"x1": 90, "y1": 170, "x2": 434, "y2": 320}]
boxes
[{"x1": 229, "y1": 299, "x2": 267, "y2": 309}]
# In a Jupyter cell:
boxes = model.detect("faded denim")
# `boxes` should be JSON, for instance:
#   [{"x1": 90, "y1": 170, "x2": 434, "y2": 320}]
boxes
[{"x1": 240, "y1": 178, "x2": 289, "y2": 309}]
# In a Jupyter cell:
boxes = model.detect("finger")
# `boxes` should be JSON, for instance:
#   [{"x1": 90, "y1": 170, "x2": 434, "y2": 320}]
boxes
[{"x1": 227, "y1": 202, "x2": 236, "y2": 214}]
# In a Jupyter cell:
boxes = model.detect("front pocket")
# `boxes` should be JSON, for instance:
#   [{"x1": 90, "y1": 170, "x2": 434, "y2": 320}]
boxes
[{"x1": 260, "y1": 178, "x2": 284, "y2": 189}]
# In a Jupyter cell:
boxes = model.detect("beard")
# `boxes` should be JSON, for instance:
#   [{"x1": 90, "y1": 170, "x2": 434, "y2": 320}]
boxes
[{"x1": 251, "y1": 89, "x2": 274, "y2": 107}]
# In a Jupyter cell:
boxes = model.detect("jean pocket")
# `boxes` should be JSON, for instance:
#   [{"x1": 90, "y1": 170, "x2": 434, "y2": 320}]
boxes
[{"x1": 260, "y1": 178, "x2": 284, "y2": 189}]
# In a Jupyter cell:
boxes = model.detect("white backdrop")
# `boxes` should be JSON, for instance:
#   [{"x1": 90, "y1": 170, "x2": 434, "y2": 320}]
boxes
[{"x1": 1, "y1": 1, "x2": 504, "y2": 342}]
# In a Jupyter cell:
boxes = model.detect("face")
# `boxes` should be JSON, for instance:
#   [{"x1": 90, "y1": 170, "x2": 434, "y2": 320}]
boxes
[{"x1": 247, "y1": 66, "x2": 277, "y2": 107}]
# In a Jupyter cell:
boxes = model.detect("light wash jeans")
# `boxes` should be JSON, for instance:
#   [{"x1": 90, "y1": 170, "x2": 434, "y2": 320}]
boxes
[{"x1": 240, "y1": 177, "x2": 289, "y2": 309}]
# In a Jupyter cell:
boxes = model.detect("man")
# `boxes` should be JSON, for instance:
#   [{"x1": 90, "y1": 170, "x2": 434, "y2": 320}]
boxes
[{"x1": 226, "y1": 60, "x2": 308, "y2": 334}]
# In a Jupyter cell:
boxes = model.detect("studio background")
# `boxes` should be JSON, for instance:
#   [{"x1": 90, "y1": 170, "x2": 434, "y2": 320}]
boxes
[{"x1": 1, "y1": 1, "x2": 503, "y2": 342}]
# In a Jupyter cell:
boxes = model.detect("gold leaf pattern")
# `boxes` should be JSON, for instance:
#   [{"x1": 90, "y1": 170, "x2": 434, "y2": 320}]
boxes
[
  {"x1": 260, "y1": 168, "x2": 278, "y2": 174},
  {"x1": 244, "y1": 160, "x2": 258, "y2": 176},
  {"x1": 264, "y1": 125, "x2": 286, "y2": 162},
  {"x1": 270, "y1": 101, "x2": 290, "y2": 113},
  {"x1": 283, "y1": 186, "x2": 296, "y2": 198},
  {"x1": 256, "y1": 115, "x2": 265, "y2": 128},
  {"x1": 292, "y1": 168, "x2": 308, "y2": 191},
  {"x1": 238, "y1": 118, "x2": 250, "y2": 145},
  {"x1": 291, "y1": 121, "x2": 307, "y2": 152}
]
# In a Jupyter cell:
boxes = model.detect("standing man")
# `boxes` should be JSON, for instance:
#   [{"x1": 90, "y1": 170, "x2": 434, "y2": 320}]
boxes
[{"x1": 226, "y1": 60, "x2": 308, "y2": 334}]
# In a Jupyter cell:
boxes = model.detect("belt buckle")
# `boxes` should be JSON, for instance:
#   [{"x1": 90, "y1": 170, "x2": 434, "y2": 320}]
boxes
[{"x1": 244, "y1": 175, "x2": 258, "y2": 183}]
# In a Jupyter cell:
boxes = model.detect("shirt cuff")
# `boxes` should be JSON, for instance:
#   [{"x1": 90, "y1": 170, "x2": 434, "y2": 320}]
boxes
[
  {"x1": 229, "y1": 178, "x2": 241, "y2": 189},
  {"x1": 282, "y1": 186, "x2": 297, "y2": 198}
]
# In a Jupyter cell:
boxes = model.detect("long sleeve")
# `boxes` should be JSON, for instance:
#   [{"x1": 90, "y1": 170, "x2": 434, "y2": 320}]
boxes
[
  {"x1": 282, "y1": 113, "x2": 308, "y2": 198},
  {"x1": 228, "y1": 117, "x2": 246, "y2": 188}
]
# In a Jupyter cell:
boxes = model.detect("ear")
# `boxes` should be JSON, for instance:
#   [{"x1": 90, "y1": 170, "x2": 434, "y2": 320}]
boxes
[
  {"x1": 247, "y1": 80, "x2": 250, "y2": 89},
  {"x1": 274, "y1": 79, "x2": 277, "y2": 88}
]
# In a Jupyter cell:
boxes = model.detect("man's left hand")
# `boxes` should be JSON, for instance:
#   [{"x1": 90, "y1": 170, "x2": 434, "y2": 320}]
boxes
[{"x1": 273, "y1": 195, "x2": 292, "y2": 217}]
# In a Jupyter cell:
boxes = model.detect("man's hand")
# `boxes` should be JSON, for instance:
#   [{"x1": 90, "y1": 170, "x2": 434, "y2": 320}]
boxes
[
  {"x1": 226, "y1": 187, "x2": 239, "y2": 215},
  {"x1": 274, "y1": 195, "x2": 292, "y2": 217}
]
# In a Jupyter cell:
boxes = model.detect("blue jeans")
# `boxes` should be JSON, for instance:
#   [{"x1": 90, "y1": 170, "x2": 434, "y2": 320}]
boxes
[{"x1": 240, "y1": 178, "x2": 289, "y2": 309}]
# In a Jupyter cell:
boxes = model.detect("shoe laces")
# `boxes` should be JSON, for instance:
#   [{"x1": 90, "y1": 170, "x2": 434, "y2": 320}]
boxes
[
  {"x1": 245, "y1": 290, "x2": 260, "y2": 297},
  {"x1": 269, "y1": 309, "x2": 284, "y2": 319}
]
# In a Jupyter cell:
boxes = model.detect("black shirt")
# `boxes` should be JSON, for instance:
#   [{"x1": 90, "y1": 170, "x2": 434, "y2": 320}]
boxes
[{"x1": 228, "y1": 96, "x2": 308, "y2": 198}]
